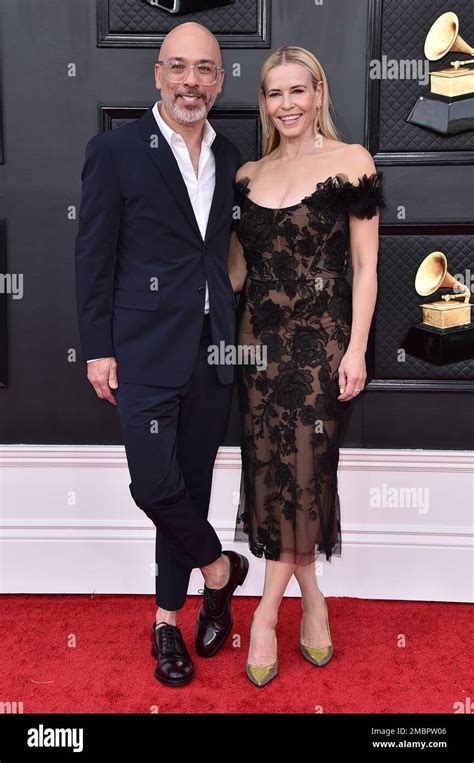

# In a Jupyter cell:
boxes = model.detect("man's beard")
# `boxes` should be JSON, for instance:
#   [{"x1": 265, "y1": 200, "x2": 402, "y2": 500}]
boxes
[{"x1": 163, "y1": 90, "x2": 212, "y2": 124}]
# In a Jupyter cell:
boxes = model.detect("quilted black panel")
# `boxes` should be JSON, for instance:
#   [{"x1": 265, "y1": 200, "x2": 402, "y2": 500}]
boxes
[
  {"x1": 97, "y1": 0, "x2": 271, "y2": 47},
  {"x1": 0, "y1": 220, "x2": 6, "y2": 387},
  {"x1": 101, "y1": 105, "x2": 261, "y2": 164},
  {"x1": 207, "y1": 114, "x2": 261, "y2": 162},
  {"x1": 376, "y1": 0, "x2": 474, "y2": 152},
  {"x1": 374, "y1": 233, "x2": 474, "y2": 379}
]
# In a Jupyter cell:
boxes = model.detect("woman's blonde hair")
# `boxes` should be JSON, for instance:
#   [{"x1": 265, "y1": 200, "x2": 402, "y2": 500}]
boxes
[{"x1": 258, "y1": 45, "x2": 342, "y2": 155}]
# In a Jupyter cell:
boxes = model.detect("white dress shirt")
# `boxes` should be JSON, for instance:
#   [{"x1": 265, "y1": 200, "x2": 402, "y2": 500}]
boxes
[{"x1": 87, "y1": 100, "x2": 217, "y2": 362}]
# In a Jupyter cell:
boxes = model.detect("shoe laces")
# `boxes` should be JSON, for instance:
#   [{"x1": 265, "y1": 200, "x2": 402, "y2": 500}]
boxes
[
  {"x1": 156, "y1": 623, "x2": 181, "y2": 653},
  {"x1": 194, "y1": 587, "x2": 217, "y2": 613}
]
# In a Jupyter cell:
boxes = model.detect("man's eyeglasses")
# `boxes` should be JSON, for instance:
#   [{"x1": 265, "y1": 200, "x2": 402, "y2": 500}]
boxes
[{"x1": 157, "y1": 59, "x2": 223, "y2": 85}]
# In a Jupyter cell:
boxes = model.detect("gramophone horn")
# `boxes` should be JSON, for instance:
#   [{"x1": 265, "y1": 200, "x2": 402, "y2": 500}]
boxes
[
  {"x1": 415, "y1": 251, "x2": 470, "y2": 303},
  {"x1": 415, "y1": 251, "x2": 447, "y2": 295},
  {"x1": 424, "y1": 11, "x2": 474, "y2": 61}
]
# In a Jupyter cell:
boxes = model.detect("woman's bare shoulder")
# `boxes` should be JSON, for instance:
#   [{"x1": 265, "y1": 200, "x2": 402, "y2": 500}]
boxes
[
  {"x1": 339, "y1": 143, "x2": 377, "y2": 184},
  {"x1": 235, "y1": 153, "x2": 276, "y2": 182},
  {"x1": 235, "y1": 160, "x2": 259, "y2": 183}
]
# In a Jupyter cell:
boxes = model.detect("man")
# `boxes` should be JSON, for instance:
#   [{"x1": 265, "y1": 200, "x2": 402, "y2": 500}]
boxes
[{"x1": 75, "y1": 21, "x2": 248, "y2": 686}]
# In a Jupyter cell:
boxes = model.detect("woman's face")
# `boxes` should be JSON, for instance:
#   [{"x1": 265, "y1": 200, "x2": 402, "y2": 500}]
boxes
[{"x1": 264, "y1": 62, "x2": 322, "y2": 140}]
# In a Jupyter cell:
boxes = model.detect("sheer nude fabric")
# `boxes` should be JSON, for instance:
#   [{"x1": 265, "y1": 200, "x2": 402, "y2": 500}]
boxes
[{"x1": 232, "y1": 172, "x2": 385, "y2": 565}]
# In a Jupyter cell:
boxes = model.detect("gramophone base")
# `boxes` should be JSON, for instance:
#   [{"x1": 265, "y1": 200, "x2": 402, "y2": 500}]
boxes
[
  {"x1": 146, "y1": 0, "x2": 234, "y2": 13},
  {"x1": 406, "y1": 93, "x2": 474, "y2": 135},
  {"x1": 403, "y1": 322, "x2": 474, "y2": 365}
]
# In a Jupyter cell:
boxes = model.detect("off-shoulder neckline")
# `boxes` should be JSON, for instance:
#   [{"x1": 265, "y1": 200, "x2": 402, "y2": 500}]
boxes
[{"x1": 235, "y1": 172, "x2": 380, "y2": 212}]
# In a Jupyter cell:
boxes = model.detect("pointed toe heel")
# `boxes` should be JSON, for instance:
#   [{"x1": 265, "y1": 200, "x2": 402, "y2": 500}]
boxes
[
  {"x1": 246, "y1": 660, "x2": 278, "y2": 687},
  {"x1": 300, "y1": 597, "x2": 333, "y2": 667},
  {"x1": 246, "y1": 619, "x2": 278, "y2": 686},
  {"x1": 300, "y1": 642, "x2": 333, "y2": 667}
]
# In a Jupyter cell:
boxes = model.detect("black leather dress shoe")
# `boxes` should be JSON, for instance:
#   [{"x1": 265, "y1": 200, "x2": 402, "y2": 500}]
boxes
[
  {"x1": 195, "y1": 550, "x2": 249, "y2": 658},
  {"x1": 150, "y1": 622, "x2": 194, "y2": 686}
]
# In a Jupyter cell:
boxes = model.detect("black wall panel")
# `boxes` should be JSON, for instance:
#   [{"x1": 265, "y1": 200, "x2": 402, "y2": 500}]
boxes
[{"x1": 0, "y1": 0, "x2": 472, "y2": 449}]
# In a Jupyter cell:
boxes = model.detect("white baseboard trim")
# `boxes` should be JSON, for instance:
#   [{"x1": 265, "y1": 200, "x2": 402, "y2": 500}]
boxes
[{"x1": 0, "y1": 446, "x2": 472, "y2": 602}]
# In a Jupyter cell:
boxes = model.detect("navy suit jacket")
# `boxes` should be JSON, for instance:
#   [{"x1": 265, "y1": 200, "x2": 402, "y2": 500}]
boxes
[{"x1": 74, "y1": 106, "x2": 241, "y2": 386}]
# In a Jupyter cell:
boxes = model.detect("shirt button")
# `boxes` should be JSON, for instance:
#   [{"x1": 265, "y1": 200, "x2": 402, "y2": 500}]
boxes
[{"x1": 198, "y1": 286, "x2": 205, "y2": 295}]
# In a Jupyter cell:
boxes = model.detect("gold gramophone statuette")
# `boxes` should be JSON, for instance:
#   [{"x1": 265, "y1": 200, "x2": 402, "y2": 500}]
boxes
[
  {"x1": 407, "y1": 10, "x2": 474, "y2": 134},
  {"x1": 414, "y1": 251, "x2": 471, "y2": 329},
  {"x1": 425, "y1": 11, "x2": 474, "y2": 97}
]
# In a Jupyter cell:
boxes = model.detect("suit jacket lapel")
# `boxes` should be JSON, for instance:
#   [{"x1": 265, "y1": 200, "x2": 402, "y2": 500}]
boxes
[
  {"x1": 204, "y1": 135, "x2": 226, "y2": 244},
  {"x1": 138, "y1": 107, "x2": 228, "y2": 244},
  {"x1": 138, "y1": 108, "x2": 202, "y2": 241}
]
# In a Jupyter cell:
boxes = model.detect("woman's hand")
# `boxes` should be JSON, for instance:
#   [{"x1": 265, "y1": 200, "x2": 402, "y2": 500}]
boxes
[{"x1": 337, "y1": 349, "x2": 367, "y2": 401}]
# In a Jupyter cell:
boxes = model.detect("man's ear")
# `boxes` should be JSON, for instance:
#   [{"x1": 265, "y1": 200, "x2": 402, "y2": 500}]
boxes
[
  {"x1": 154, "y1": 63, "x2": 162, "y2": 90},
  {"x1": 217, "y1": 67, "x2": 225, "y2": 94}
]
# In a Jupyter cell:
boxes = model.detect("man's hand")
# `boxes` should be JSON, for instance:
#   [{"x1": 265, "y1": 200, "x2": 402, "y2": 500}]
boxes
[{"x1": 86, "y1": 357, "x2": 118, "y2": 406}]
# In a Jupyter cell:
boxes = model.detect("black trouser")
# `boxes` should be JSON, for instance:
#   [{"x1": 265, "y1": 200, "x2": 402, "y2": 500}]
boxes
[{"x1": 114, "y1": 314, "x2": 234, "y2": 610}]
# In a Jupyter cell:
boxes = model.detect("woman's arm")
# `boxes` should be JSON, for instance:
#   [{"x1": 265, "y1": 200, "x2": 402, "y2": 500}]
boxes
[
  {"x1": 338, "y1": 146, "x2": 381, "y2": 401},
  {"x1": 347, "y1": 209, "x2": 379, "y2": 354},
  {"x1": 228, "y1": 163, "x2": 255, "y2": 293},
  {"x1": 228, "y1": 228, "x2": 247, "y2": 293}
]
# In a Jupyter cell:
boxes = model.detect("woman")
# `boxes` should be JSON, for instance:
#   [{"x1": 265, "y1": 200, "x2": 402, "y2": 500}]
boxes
[{"x1": 228, "y1": 46, "x2": 385, "y2": 686}]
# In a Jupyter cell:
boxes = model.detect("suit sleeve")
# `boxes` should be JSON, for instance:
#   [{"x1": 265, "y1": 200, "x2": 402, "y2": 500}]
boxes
[{"x1": 74, "y1": 135, "x2": 122, "y2": 361}]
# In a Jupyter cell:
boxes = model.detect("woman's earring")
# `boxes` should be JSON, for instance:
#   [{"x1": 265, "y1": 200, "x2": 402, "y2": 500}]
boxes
[{"x1": 314, "y1": 109, "x2": 322, "y2": 146}]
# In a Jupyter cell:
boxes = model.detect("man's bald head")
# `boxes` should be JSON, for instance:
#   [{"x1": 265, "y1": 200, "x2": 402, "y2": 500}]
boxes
[{"x1": 160, "y1": 22, "x2": 222, "y2": 66}]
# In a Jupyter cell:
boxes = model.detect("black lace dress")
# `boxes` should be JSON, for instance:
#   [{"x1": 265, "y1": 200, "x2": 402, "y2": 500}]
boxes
[{"x1": 232, "y1": 172, "x2": 385, "y2": 566}]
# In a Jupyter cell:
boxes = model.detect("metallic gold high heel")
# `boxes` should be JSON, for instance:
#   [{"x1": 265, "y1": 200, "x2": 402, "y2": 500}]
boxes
[
  {"x1": 300, "y1": 597, "x2": 333, "y2": 667},
  {"x1": 246, "y1": 660, "x2": 278, "y2": 687},
  {"x1": 246, "y1": 621, "x2": 278, "y2": 687}
]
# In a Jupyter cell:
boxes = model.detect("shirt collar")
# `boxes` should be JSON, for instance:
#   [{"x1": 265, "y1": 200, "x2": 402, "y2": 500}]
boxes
[{"x1": 152, "y1": 100, "x2": 216, "y2": 148}]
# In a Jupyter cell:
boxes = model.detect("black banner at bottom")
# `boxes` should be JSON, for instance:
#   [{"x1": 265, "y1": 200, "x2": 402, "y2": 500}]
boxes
[{"x1": 0, "y1": 712, "x2": 472, "y2": 760}]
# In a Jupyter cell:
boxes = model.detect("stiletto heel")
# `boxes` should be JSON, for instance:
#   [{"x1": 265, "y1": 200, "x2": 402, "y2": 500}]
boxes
[{"x1": 300, "y1": 597, "x2": 333, "y2": 667}]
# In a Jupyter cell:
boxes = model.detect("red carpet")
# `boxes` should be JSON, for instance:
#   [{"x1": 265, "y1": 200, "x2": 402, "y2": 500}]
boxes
[{"x1": 0, "y1": 594, "x2": 471, "y2": 714}]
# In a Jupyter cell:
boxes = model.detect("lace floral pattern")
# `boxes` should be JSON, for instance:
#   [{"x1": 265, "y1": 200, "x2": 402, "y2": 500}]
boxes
[{"x1": 233, "y1": 172, "x2": 385, "y2": 565}]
